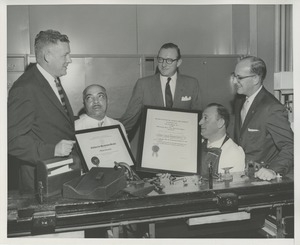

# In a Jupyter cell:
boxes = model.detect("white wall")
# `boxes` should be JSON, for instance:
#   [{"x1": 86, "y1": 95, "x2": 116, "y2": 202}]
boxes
[{"x1": 7, "y1": 5, "x2": 247, "y2": 55}]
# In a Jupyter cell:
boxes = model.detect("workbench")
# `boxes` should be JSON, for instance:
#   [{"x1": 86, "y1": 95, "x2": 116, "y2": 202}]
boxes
[{"x1": 7, "y1": 171, "x2": 294, "y2": 238}]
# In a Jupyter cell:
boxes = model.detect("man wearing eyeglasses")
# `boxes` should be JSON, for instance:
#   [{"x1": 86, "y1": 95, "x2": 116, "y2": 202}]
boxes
[
  {"x1": 120, "y1": 43, "x2": 202, "y2": 138},
  {"x1": 232, "y1": 56, "x2": 293, "y2": 181}
]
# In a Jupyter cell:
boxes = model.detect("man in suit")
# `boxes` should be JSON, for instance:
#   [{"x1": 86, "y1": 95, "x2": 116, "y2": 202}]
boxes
[
  {"x1": 120, "y1": 42, "x2": 202, "y2": 135},
  {"x1": 8, "y1": 30, "x2": 79, "y2": 192},
  {"x1": 233, "y1": 56, "x2": 293, "y2": 180}
]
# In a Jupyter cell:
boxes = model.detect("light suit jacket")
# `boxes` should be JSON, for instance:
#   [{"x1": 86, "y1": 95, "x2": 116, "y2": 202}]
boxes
[
  {"x1": 234, "y1": 87, "x2": 293, "y2": 175},
  {"x1": 120, "y1": 73, "x2": 202, "y2": 132},
  {"x1": 8, "y1": 64, "x2": 78, "y2": 191}
]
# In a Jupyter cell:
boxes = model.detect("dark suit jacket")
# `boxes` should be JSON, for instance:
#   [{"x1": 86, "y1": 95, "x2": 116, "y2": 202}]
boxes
[
  {"x1": 234, "y1": 87, "x2": 293, "y2": 175},
  {"x1": 8, "y1": 64, "x2": 78, "y2": 192},
  {"x1": 120, "y1": 73, "x2": 202, "y2": 132}
]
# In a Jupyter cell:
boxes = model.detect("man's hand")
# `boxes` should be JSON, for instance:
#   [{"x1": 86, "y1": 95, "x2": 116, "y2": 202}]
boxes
[
  {"x1": 255, "y1": 167, "x2": 277, "y2": 181},
  {"x1": 54, "y1": 140, "x2": 76, "y2": 157}
]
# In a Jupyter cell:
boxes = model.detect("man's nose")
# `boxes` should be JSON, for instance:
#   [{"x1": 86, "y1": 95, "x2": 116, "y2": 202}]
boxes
[{"x1": 93, "y1": 98, "x2": 100, "y2": 104}]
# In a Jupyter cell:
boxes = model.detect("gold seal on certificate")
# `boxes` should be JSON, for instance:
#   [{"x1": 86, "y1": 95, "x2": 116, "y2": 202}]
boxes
[
  {"x1": 152, "y1": 145, "x2": 160, "y2": 157},
  {"x1": 91, "y1": 156, "x2": 100, "y2": 167}
]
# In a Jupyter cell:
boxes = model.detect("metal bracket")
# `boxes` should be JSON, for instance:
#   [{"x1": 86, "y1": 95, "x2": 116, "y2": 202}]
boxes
[{"x1": 32, "y1": 211, "x2": 56, "y2": 235}]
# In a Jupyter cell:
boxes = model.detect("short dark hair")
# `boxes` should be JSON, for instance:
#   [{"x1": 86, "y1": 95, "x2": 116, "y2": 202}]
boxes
[
  {"x1": 158, "y1": 43, "x2": 181, "y2": 60},
  {"x1": 241, "y1": 56, "x2": 267, "y2": 81},
  {"x1": 206, "y1": 103, "x2": 230, "y2": 129},
  {"x1": 34, "y1": 30, "x2": 70, "y2": 59}
]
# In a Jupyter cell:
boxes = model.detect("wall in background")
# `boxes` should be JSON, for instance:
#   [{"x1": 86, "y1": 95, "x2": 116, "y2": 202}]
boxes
[
  {"x1": 28, "y1": 5, "x2": 138, "y2": 55},
  {"x1": 7, "y1": 4, "x2": 278, "y2": 117},
  {"x1": 8, "y1": 5, "x2": 245, "y2": 55},
  {"x1": 7, "y1": 6, "x2": 30, "y2": 54},
  {"x1": 136, "y1": 5, "x2": 233, "y2": 55}
]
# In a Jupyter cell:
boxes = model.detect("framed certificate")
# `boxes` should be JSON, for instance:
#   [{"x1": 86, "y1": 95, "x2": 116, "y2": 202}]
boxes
[
  {"x1": 75, "y1": 125, "x2": 135, "y2": 172},
  {"x1": 137, "y1": 106, "x2": 202, "y2": 176}
]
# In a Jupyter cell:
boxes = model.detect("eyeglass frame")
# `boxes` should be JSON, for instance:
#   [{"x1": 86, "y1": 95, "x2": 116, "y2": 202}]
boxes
[
  {"x1": 231, "y1": 72, "x2": 256, "y2": 82},
  {"x1": 157, "y1": 56, "x2": 179, "y2": 64}
]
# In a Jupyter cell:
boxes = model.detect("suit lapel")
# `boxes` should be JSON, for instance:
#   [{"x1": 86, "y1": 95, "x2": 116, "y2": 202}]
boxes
[
  {"x1": 33, "y1": 67, "x2": 73, "y2": 122},
  {"x1": 149, "y1": 74, "x2": 164, "y2": 106},
  {"x1": 173, "y1": 74, "x2": 184, "y2": 107},
  {"x1": 240, "y1": 87, "x2": 266, "y2": 134}
]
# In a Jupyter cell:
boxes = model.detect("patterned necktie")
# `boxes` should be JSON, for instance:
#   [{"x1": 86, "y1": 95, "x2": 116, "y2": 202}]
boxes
[
  {"x1": 240, "y1": 99, "x2": 249, "y2": 125},
  {"x1": 54, "y1": 78, "x2": 68, "y2": 114},
  {"x1": 165, "y1": 77, "x2": 173, "y2": 108}
]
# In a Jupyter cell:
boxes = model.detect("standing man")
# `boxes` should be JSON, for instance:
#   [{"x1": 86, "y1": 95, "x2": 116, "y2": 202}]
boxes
[
  {"x1": 233, "y1": 56, "x2": 293, "y2": 180},
  {"x1": 120, "y1": 42, "x2": 202, "y2": 135},
  {"x1": 75, "y1": 84, "x2": 129, "y2": 144},
  {"x1": 199, "y1": 103, "x2": 245, "y2": 175},
  {"x1": 8, "y1": 30, "x2": 79, "y2": 192}
]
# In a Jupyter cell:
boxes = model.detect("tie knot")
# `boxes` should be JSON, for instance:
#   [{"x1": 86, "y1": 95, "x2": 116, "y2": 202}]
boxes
[
  {"x1": 54, "y1": 78, "x2": 60, "y2": 86},
  {"x1": 167, "y1": 77, "x2": 171, "y2": 83}
]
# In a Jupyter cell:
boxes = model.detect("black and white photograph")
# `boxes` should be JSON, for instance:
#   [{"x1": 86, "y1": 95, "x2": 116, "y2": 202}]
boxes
[{"x1": 1, "y1": 0, "x2": 298, "y2": 245}]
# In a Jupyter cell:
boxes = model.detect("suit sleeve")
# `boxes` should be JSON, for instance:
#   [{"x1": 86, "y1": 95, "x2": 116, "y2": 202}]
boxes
[
  {"x1": 266, "y1": 104, "x2": 293, "y2": 174},
  {"x1": 120, "y1": 79, "x2": 144, "y2": 132},
  {"x1": 8, "y1": 86, "x2": 55, "y2": 164}
]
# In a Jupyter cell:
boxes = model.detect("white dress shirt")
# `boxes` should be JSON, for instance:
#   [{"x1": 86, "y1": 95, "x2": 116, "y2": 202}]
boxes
[
  {"x1": 75, "y1": 114, "x2": 129, "y2": 144},
  {"x1": 207, "y1": 135, "x2": 245, "y2": 173},
  {"x1": 243, "y1": 86, "x2": 263, "y2": 117},
  {"x1": 160, "y1": 73, "x2": 177, "y2": 107},
  {"x1": 36, "y1": 63, "x2": 63, "y2": 104}
]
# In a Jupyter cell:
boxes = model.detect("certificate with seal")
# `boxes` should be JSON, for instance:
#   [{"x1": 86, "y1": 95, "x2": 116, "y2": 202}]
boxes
[
  {"x1": 75, "y1": 125, "x2": 135, "y2": 172},
  {"x1": 137, "y1": 106, "x2": 201, "y2": 175}
]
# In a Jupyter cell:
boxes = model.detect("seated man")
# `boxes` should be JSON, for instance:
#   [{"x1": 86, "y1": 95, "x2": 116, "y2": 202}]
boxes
[
  {"x1": 75, "y1": 84, "x2": 129, "y2": 144},
  {"x1": 199, "y1": 103, "x2": 245, "y2": 175}
]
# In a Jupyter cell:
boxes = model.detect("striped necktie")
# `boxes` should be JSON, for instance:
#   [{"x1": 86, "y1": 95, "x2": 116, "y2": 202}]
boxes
[
  {"x1": 55, "y1": 78, "x2": 68, "y2": 114},
  {"x1": 165, "y1": 77, "x2": 173, "y2": 108}
]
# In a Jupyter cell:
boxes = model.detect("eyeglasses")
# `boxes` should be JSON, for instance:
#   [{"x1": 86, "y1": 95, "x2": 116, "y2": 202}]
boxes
[
  {"x1": 231, "y1": 72, "x2": 256, "y2": 82},
  {"x1": 157, "y1": 57, "x2": 178, "y2": 64}
]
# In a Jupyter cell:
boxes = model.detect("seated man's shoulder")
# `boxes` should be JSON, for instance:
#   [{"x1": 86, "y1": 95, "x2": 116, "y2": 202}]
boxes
[
  {"x1": 74, "y1": 114, "x2": 89, "y2": 130},
  {"x1": 224, "y1": 137, "x2": 244, "y2": 153},
  {"x1": 107, "y1": 117, "x2": 126, "y2": 127}
]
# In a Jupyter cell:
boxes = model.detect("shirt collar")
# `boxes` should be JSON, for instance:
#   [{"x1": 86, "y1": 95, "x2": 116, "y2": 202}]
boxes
[
  {"x1": 246, "y1": 85, "x2": 263, "y2": 104},
  {"x1": 36, "y1": 63, "x2": 56, "y2": 84},
  {"x1": 207, "y1": 134, "x2": 226, "y2": 148},
  {"x1": 81, "y1": 114, "x2": 107, "y2": 124},
  {"x1": 160, "y1": 72, "x2": 177, "y2": 83}
]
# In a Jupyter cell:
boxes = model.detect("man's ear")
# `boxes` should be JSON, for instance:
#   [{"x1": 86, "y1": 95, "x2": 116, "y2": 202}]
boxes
[
  {"x1": 217, "y1": 118, "x2": 225, "y2": 129},
  {"x1": 253, "y1": 75, "x2": 261, "y2": 86},
  {"x1": 44, "y1": 49, "x2": 51, "y2": 63},
  {"x1": 176, "y1": 58, "x2": 182, "y2": 67}
]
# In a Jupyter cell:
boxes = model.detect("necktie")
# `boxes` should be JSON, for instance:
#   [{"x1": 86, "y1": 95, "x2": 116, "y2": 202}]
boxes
[
  {"x1": 165, "y1": 77, "x2": 173, "y2": 108},
  {"x1": 240, "y1": 99, "x2": 249, "y2": 125},
  {"x1": 54, "y1": 78, "x2": 68, "y2": 114}
]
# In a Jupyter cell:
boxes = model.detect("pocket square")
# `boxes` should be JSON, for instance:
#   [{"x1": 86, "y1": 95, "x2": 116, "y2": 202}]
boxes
[
  {"x1": 181, "y1": 96, "x2": 191, "y2": 101},
  {"x1": 248, "y1": 128, "x2": 260, "y2": 132}
]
